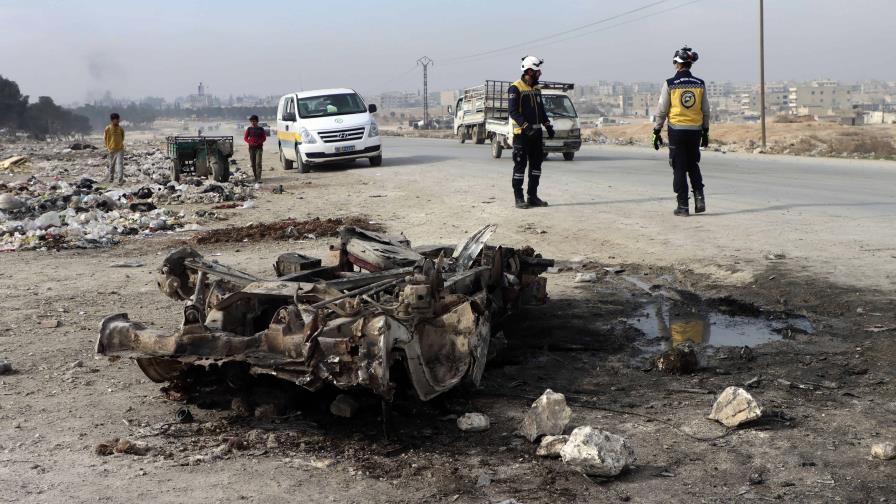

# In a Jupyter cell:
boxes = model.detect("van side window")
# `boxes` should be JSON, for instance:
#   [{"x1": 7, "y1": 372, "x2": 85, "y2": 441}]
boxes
[{"x1": 282, "y1": 98, "x2": 295, "y2": 120}]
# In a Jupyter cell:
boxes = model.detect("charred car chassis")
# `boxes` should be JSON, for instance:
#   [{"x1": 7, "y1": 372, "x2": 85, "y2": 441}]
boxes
[{"x1": 96, "y1": 225, "x2": 553, "y2": 403}]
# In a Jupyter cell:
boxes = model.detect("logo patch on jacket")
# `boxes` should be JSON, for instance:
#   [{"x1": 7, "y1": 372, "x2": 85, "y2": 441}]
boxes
[{"x1": 680, "y1": 90, "x2": 696, "y2": 109}]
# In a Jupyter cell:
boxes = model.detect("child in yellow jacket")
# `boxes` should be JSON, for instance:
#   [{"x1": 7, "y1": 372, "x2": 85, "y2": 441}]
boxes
[{"x1": 104, "y1": 113, "x2": 125, "y2": 184}]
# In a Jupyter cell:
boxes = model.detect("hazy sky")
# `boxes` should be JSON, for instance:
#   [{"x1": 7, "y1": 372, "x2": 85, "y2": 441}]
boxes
[{"x1": 2, "y1": 0, "x2": 895, "y2": 104}]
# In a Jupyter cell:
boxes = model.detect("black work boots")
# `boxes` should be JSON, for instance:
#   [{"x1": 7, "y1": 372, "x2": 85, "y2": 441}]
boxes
[
  {"x1": 693, "y1": 189, "x2": 706, "y2": 214},
  {"x1": 674, "y1": 195, "x2": 689, "y2": 216},
  {"x1": 515, "y1": 197, "x2": 529, "y2": 209},
  {"x1": 527, "y1": 196, "x2": 549, "y2": 207}
]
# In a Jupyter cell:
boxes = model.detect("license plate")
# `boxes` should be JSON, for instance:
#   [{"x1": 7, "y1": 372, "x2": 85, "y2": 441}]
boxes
[{"x1": 335, "y1": 145, "x2": 356, "y2": 153}]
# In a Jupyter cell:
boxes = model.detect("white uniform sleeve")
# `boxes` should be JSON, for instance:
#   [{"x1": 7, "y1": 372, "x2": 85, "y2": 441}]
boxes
[{"x1": 653, "y1": 82, "x2": 670, "y2": 130}]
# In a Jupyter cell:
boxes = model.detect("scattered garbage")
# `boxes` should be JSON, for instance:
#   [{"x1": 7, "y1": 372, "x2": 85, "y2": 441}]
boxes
[
  {"x1": 559, "y1": 426, "x2": 635, "y2": 477},
  {"x1": 95, "y1": 438, "x2": 152, "y2": 456},
  {"x1": 330, "y1": 394, "x2": 361, "y2": 418},
  {"x1": 518, "y1": 389, "x2": 572, "y2": 442},
  {"x1": 707, "y1": 386, "x2": 763, "y2": 427},
  {"x1": 0, "y1": 141, "x2": 255, "y2": 251},
  {"x1": 457, "y1": 413, "x2": 491, "y2": 432},
  {"x1": 69, "y1": 143, "x2": 97, "y2": 151},
  {"x1": 535, "y1": 434, "x2": 569, "y2": 458},
  {"x1": 0, "y1": 359, "x2": 12, "y2": 375}
]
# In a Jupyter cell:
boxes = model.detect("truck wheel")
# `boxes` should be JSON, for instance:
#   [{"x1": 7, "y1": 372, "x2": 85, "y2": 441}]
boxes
[
  {"x1": 369, "y1": 154, "x2": 383, "y2": 167},
  {"x1": 491, "y1": 140, "x2": 503, "y2": 159},
  {"x1": 280, "y1": 144, "x2": 295, "y2": 170},
  {"x1": 457, "y1": 128, "x2": 466, "y2": 144},
  {"x1": 171, "y1": 160, "x2": 181, "y2": 183},
  {"x1": 211, "y1": 154, "x2": 229, "y2": 182},
  {"x1": 563, "y1": 152, "x2": 575, "y2": 161},
  {"x1": 474, "y1": 125, "x2": 486, "y2": 144},
  {"x1": 297, "y1": 148, "x2": 309, "y2": 174}
]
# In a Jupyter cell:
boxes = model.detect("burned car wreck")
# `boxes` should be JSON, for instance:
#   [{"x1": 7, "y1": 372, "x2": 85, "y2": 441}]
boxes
[{"x1": 96, "y1": 225, "x2": 553, "y2": 404}]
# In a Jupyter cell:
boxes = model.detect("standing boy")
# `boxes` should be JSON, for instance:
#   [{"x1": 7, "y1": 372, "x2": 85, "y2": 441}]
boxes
[
  {"x1": 104, "y1": 113, "x2": 125, "y2": 184},
  {"x1": 244, "y1": 115, "x2": 267, "y2": 182}
]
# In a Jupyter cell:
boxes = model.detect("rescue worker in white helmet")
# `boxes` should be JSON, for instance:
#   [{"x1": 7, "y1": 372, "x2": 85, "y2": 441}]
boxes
[
  {"x1": 507, "y1": 56, "x2": 555, "y2": 209},
  {"x1": 653, "y1": 46, "x2": 711, "y2": 216}
]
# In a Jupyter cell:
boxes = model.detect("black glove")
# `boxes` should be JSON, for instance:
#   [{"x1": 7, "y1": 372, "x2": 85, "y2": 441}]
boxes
[
  {"x1": 545, "y1": 124, "x2": 555, "y2": 139},
  {"x1": 701, "y1": 128, "x2": 709, "y2": 148},
  {"x1": 652, "y1": 128, "x2": 663, "y2": 150},
  {"x1": 522, "y1": 124, "x2": 534, "y2": 136}
]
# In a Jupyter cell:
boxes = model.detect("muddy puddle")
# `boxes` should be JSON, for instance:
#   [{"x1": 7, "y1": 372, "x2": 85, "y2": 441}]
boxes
[{"x1": 628, "y1": 297, "x2": 813, "y2": 354}]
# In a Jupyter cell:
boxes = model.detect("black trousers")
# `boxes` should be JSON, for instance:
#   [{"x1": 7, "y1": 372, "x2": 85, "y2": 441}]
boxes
[
  {"x1": 512, "y1": 129, "x2": 543, "y2": 198},
  {"x1": 668, "y1": 129, "x2": 704, "y2": 199}
]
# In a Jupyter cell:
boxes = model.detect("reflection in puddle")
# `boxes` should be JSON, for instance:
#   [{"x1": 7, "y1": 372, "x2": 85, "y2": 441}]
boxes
[{"x1": 628, "y1": 300, "x2": 813, "y2": 351}]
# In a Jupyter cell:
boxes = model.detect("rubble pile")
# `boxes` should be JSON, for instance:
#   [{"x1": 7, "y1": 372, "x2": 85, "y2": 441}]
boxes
[
  {"x1": 0, "y1": 140, "x2": 254, "y2": 251},
  {"x1": 193, "y1": 216, "x2": 383, "y2": 244}
]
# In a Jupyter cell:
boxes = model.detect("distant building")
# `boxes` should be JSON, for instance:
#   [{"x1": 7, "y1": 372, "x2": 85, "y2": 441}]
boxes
[{"x1": 788, "y1": 80, "x2": 858, "y2": 115}]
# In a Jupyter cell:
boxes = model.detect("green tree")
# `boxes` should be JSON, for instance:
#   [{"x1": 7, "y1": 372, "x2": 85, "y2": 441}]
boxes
[{"x1": 0, "y1": 75, "x2": 28, "y2": 130}]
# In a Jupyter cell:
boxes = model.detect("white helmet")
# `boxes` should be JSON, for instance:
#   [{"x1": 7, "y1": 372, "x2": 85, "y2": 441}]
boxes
[{"x1": 520, "y1": 55, "x2": 544, "y2": 73}]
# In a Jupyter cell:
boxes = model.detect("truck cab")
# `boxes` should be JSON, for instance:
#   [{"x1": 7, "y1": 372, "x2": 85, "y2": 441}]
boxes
[{"x1": 276, "y1": 88, "x2": 382, "y2": 173}]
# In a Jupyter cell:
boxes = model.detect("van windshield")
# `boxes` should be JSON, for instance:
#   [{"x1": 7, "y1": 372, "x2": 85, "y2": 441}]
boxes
[
  {"x1": 543, "y1": 95, "x2": 577, "y2": 118},
  {"x1": 297, "y1": 93, "x2": 367, "y2": 118}
]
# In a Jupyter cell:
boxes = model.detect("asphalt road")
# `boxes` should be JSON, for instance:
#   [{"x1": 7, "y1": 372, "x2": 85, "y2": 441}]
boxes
[{"x1": 365, "y1": 136, "x2": 896, "y2": 290}]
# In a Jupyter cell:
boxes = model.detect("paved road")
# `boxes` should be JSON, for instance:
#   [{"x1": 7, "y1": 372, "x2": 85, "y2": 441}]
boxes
[{"x1": 362, "y1": 137, "x2": 896, "y2": 290}]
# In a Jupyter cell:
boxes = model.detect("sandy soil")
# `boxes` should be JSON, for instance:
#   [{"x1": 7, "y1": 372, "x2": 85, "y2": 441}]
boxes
[{"x1": 1, "y1": 135, "x2": 895, "y2": 503}]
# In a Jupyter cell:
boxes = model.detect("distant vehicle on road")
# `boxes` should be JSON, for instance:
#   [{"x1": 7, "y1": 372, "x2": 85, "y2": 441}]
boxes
[
  {"x1": 451, "y1": 80, "x2": 582, "y2": 160},
  {"x1": 276, "y1": 88, "x2": 382, "y2": 173}
]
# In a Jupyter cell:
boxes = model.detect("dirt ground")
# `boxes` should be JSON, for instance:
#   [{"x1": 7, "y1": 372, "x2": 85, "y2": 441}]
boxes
[
  {"x1": 591, "y1": 122, "x2": 896, "y2": 160},
  {"x1": 1, "y1": 135, "x2": 895, "y2": 503}
]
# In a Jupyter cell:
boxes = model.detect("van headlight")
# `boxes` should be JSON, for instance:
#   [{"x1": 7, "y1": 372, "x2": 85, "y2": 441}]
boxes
[
  {"x1": 569, "y1": 128, "x2": 581, "y2": 137},
  {"x1": 299, "y1": 127, "x2": 317, "y2": 144},
  {"x1": 369, "y1": 121, "x2": 379, "y2": 138}
]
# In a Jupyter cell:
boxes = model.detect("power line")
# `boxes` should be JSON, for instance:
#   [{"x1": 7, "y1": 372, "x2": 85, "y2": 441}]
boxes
[{"x1": 441, "y1": 0, "x2": 675, "y2": 63}]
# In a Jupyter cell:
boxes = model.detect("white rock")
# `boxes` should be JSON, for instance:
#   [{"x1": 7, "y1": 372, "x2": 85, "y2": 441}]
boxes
[
  {"x1": 560, "y1": 426, "x2": 635, "y2": 477},
  {"x1": 573, "y1": 272, "x2": 598, "y2": 283},
  {"x1": 707, "y1": 386, "x2": 763, "y2": 427},
  {"x1": 518, "y1": 389, "x2": 572, "y2": 442},
  {"x1": 457, "y1": 412, "x2": 490, "y2": 432},
  {"x1": 535, "y1": 435, "x2": 569, "y2": 458},
  {"x1": 871, "y1": 442, "x2": 896, "y2": 460}
]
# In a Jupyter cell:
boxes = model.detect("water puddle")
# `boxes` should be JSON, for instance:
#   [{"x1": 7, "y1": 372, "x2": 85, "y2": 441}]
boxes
[{"x1": 628, "y1": 299, "x2": 813, "y2": 353}]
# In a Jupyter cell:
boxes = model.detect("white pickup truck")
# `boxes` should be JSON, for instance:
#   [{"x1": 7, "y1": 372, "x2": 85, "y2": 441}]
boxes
[{"x1": 451, "y1": 80, "x2": 582, "y2": 160}]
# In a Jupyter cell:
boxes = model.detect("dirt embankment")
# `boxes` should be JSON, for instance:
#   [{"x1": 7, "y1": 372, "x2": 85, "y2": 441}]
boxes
[{"x1": 588, "y1": 122, "x2": 896, "y2": 160}]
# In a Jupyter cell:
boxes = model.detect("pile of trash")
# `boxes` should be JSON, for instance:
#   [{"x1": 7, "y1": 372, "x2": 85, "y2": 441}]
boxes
[{"x1": 0, "y1": 140, "x2": 255, "y2": 251}]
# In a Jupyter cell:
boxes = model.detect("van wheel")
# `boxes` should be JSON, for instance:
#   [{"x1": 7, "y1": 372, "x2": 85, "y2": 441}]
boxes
[
  {"x1": 369, "y1": 154, "x2": 383, "y2": 167},
  {"x1": 563, "y1": 152, "x2": 575, "y2": 161},
  {"x1": 280, "y1": 144, "x2": 294, "y2": 170},
  {"x1": 296, "y1": 149, "x2": 309, "y2": 173}
]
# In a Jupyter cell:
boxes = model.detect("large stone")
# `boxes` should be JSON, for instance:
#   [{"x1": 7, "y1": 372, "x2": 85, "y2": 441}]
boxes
[
  {"x1": 518, "y1": 389, "x2": 572, "y2": 442},
  {"x1": 457, "y1": 412, "x2": 490, "y2": 432},
  {"x1": 871, "y1": 442, "x2": 896, "y2": 460},
  {"x1": 535, "y1": 435, "x2": 569, "y2": 458},
  {"x1": 559, "y1": 426, "x2": 635, "y2": 477},
  {"x1": 707, "y1": 386, "x2": 763, "y2": 427}
]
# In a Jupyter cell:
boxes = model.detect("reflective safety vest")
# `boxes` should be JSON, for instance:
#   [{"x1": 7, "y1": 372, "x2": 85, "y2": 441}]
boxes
[
  {"x1": 666, "y1": 70, "x2": 706, "y2": 129},
  {"x1": 508, "y1": 79, "x2": 548, "y2": 135}
]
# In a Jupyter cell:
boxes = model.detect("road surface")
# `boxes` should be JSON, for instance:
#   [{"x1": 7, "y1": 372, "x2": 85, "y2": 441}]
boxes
[{"x1": 266, "y1": 136, "x2": 896, "y2": 291}]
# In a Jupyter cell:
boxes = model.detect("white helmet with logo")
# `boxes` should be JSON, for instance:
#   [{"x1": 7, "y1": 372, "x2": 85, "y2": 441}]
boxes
[{"x1": 520, "y1": 55, "x2": 544, "y2": 73}]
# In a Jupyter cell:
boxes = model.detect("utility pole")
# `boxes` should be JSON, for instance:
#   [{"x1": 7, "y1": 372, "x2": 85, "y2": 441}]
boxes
[
  {"x1": 759, "y1": 0, "x2": 767, "y2": 150},
  {"x1": 417, "y1": 56, "x2": 433, "y2": 129}
]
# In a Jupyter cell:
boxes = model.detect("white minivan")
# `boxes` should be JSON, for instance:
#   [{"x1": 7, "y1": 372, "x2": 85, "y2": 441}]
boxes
[{"x1": 276, "y1": 88, "x2": 382, "y2": 173}]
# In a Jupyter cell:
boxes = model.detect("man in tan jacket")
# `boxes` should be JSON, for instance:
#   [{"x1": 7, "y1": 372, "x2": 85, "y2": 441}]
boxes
[{"x1": 104, "y1": 113, "x2": 125, "y2": 184}]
